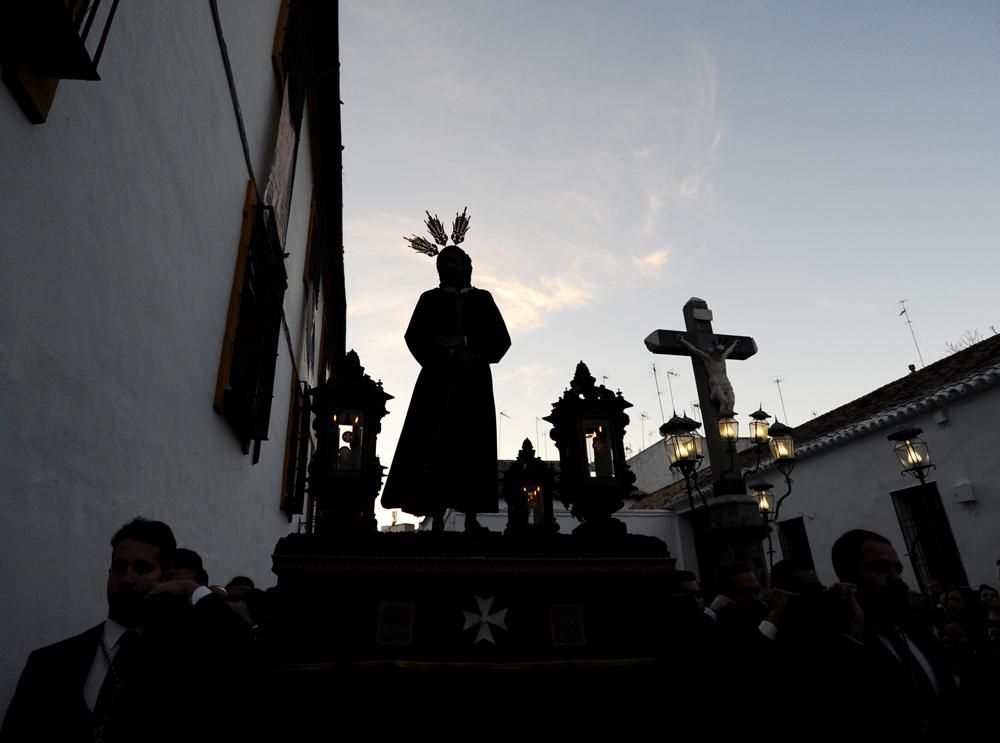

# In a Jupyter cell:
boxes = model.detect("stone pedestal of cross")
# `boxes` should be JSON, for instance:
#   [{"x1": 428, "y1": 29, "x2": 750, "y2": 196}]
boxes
[{"x1": 645, "y1": 297, "x2": 757, "y2": 497}]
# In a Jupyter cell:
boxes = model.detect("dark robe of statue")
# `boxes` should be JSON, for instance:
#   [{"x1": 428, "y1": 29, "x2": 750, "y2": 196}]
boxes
[{"x1": 381, "y1": 246, "x2": 511, "y2": 527}]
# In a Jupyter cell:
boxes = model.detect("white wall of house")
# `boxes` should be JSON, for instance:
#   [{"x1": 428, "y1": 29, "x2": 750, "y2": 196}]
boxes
[
  {"x1": 0, "y1": 2, "x2": 313, "y2": 715},
  {"x1": 628, "y1": 440, "x2": 676, "y2": 495},
  {"x1": 756, "y1": 383, "x2": 1000, "y2": 590},
  {"x1": 628, "y1": 436, "x2": 758, "y2": 496}
]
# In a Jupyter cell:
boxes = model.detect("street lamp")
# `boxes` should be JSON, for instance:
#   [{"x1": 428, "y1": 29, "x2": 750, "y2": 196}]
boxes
[
  {"x1": 748, "y1": 407, "x2": 771, "y2": 444},
  {"x1": 717, "y1": 412, "x2": 739, "y2": 473},
  {"x1": 742, "y1": 406, "x2": 773, "y2": 477},
  {"x1": 717, "y1": 415, "x2": 739, "y2": 442},
  {"x1": 758, "y1": 419, "x2": 796, "y2": 569},
  {"x1": 751, "y1": 482, "x2": 774, "y2": 515},
  {"x1": 887, "y1": 427, "x2": 935, "y2": 485},
  {"x1": 661, "y1": 413, "x2": 705, "y2": 511},
  {"x1": 768, "y1": 420, "x2": 796, "y2": 480},
  {"x1": 750, "y1": 481, "x2": 782, "y2": 569}
]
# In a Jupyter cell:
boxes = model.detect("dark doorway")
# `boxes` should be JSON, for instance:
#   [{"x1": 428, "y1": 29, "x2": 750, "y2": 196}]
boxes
[
  {"x1": 777, "y1": 517, "x2": 815, "y2": 569},
  {"x1": 890, "y1": 482, "x2": 967, "y2": 592}
]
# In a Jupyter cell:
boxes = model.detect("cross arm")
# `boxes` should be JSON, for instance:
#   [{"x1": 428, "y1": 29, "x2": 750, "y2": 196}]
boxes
[{"x1": 644, "y1": 330, "x2": 758, "y2": 360}]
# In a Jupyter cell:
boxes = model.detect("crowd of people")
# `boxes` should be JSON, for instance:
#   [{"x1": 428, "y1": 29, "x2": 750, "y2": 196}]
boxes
[
  {"x1": 2, "y1": 517, "x2": 996, "y2": 739},
  {"x1": 664, "y1": 529, "x2": 1000, "y2": 739}
]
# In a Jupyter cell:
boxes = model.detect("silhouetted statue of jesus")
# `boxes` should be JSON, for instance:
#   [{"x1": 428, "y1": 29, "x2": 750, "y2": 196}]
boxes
[{"x1": 381, "y1": 245, "x2": 511, "y2": 533}]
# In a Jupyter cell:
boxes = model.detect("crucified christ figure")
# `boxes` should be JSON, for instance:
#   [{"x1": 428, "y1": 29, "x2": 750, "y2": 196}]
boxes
[{"x1": 677, "y1": 335, "x2": 739, "y2": 416}]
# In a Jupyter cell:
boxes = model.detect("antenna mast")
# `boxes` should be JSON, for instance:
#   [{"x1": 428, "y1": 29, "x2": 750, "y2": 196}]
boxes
[
  {"x1": 898, "y1": 299, "x2": 926, "y2": 368},
  {"x1": 498, "y1": 411, "x2": 510, "y2": 455},
  {"x1": 666, "y1": 369, "x2": 679, "y2": 413},
  {"x1": 774, "y1": 378, "x2": 789, "y2": 422},
  {"x1": 651, "y1": 364, "x2": 666, "y2": 424}
]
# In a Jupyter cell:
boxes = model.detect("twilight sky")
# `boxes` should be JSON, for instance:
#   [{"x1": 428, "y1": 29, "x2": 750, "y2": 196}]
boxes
[{"x1": 338, "y1": 1, "x2": 1000, "y2": 525}]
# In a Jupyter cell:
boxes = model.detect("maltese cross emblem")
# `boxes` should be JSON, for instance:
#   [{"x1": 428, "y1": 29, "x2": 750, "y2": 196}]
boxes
[{"x1": 462, "y1": 595, "x2": 508, "y2": 645}]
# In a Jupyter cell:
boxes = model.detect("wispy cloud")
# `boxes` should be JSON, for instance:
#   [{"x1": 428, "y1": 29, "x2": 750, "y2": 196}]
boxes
[
  {"x1": 497, "y1": 362, "x2": 557, "y2": 382},
  {"x1": 632, "y1": 249, "x2": 670, "y2": 277},
  {"x1": 479, "y1": 269, "x2": 596, "y2": 333},
  {"x1": 628, "y1": 40, "x2": 724, "y2": 234}
]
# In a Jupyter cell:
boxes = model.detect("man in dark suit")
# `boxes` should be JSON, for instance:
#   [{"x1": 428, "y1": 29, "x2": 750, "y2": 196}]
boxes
[
  {"x1": 826, "y1": 528, "x2": 954, "y2": 739},
  {"x1": 1, "y1": 518, "x2": 257, "y2": 742}
]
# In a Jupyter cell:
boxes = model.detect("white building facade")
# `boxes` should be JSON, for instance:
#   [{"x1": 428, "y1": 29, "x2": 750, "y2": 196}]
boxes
[
  {"x1": 0, "y1": 1, "x2": 342, "y2": 714},
  {"x1": 632, "y1": 336, "x2": 1000, "y2": 590}
]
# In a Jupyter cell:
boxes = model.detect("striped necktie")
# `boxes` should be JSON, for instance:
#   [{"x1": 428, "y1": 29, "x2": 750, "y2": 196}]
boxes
[{"x1": 91, "y1": 629, "x2": 139, "y2": 742}]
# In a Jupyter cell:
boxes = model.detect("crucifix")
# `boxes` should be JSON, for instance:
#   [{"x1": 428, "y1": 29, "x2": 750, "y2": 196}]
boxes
[{"x1": 644, "y1": 297, "x2": 757, "y2": 496}]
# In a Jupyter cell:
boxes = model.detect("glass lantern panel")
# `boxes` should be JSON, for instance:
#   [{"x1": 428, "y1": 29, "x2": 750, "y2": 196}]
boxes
[
  {"x1": 749, "y1": 420, "x2": 769, "y2": 443},
  {"x1": 332, "y1": 408, "x2": 364, "y2": 471},
  {"x1": 895, "y1": 439, "x2": 929, "y2": 469},
  {"x1": 582, "y1": 418, "x2": 614, "y2": 478},
  {"x1": 666, "y1": 433, "x2": 701, "y2": 464},
  {"x1": 523, "y1": 484, "x2": 544, "y2": 525},
  {"x1": 770, "y1": 436, "x2": 794, "y2": 460},
  {"x1": 718, "y1": 417, "x2": 738, "y2": 441}
]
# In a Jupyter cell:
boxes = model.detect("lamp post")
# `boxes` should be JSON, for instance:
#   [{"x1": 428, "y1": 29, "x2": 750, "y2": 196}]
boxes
[
  {"x1": 887, "y1": 427, "x2": 935, "y2": 485},
  {"x1": 717, "y1": 413, "x2": 738, "y2": 472},
  {"x1": 750, "y1": 482, "x2": 779, "y2": 569},
  {"x1": 768, "y1": 419, "x2": 796, "y2": 478},
  {"x1": 748, "y1": 407, "x2": 771, "y2": 444},
  {"x1": 764, "y1": 418, "x2": 796, "y2": 516},
  {"x1": 660, "y1": 413, "x2": 705, "y2": 512},
  {"x1": 717, "y1": 415, "x2": 739, "y2": 443},
  {"x1": 744, "y1": 418, "x2": 797, "y2": 569},
  {"x1": 744, "y1": 406, "x2": 772, "y2": 476}
]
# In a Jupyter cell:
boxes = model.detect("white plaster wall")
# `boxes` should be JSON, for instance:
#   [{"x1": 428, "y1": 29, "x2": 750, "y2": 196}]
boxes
[
  {"x1": 755, "y1": 385, "x2": 1000, "y2": 590},
  {"x1": 628, "y1": 437, "x2": 757, "y2": 496},
  {"x1": 628, "y1": 440, "x2": 677, "y2": 495},
  {"x1": 0, "y1": 1, "x2": 308, "y2": 716},
  {"x1": 283, "y1": 115, "x2": 314, "y2": 376},
  {"x1": 217, "y1": 0, "x2": 283, "y2": 186}
]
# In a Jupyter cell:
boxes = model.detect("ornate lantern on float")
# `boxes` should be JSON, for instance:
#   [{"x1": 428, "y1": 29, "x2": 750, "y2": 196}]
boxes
[
  {"x1": 308, "y1": 350, "x2": 392, "y2": 534},
  {"x1": 543, "y1": 362, "x2": 635, "y2": 537},
  {"x1": 502, "y1": 439, "x2": 558, "y2": 536}
]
